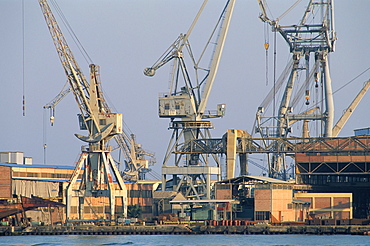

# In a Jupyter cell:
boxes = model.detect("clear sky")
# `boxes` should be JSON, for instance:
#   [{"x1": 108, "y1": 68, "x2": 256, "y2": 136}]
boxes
[{"x1": 1, "y1": 0, "x2": 369, "y2": 178}]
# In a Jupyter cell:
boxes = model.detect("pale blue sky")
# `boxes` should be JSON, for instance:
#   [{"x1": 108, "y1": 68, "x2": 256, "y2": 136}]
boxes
[{"x1": 1, "y1": 1, "x2": 369, "y2": 177}]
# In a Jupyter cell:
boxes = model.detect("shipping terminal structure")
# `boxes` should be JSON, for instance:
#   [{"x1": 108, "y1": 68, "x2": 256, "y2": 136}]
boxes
[{"x1": 0, "y1": 0, "x2": 370, "y2": 227}]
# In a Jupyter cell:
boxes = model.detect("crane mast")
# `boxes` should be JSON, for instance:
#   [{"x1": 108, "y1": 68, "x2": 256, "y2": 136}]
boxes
[
  {"x1": 39, "y1": 0, "x2": 127, "y2": 221},
  {"x1": 145, "y1": 0, "x2": 234, "y2": 199}
]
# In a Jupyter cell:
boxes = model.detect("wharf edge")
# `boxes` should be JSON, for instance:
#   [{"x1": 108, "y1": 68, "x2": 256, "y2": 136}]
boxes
[{"x1": 1, "y1": 224, "x2": 370, "y2": 236}]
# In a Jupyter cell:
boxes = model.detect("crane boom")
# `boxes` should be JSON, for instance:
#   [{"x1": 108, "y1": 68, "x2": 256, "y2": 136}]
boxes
[
  {"x1": 39, "y1": 0, "x2": 119, "y2": 142},
  {"x1": 43, "y1": 82, "x2": 71, "y2": 111},
  {"x1": 332, "y1": 80, "x2": 370, "y2": 137},
  {"x1": 41, "y1": 0, "x2": 154, "y2": 181},
  {"x1": 39, "y1": 0, "x2": 89, "y2": 113},
  {"x1": 143, "y1": 0, "x2": 208, "y2": 77},
  {"x1": 197, "y1": 0, "x2": 235, "y2": 116},
  {"x1": 43, "y1": 81, "x2": 71, "y2": 125},
  {"x1": 257, "y1": 0, "x2": 275, "y2": 26}
]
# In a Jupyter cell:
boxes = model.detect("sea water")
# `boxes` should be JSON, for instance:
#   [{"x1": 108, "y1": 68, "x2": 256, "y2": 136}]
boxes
[{"x1": 1, "y1": 234, "x2": 369, "y2": 246}]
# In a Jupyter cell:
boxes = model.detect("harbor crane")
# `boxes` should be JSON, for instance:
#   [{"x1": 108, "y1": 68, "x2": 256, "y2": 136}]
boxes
[
  {"x1": 39, "y1": 0, "x2": 128, "y2": 221},
  {"x1": 255, "y1": 0, "x2": 370, "y2": 180},
  {"x1": 255, "y1": 0, "x2": 336, "y2": 179},
  {"x1": 145, "y1": 0, "x2": 235, "y2": 199},
  {"x1": 41, "y1": 3, "x2": 154, "y2": 182}
]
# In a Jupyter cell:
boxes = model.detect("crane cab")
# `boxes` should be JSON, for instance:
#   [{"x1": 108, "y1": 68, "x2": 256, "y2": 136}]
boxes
[
  {"x1": 158, "y1": 93, "x2": 195, "y2": 118},
  {"x1": 78, "y1": 113, "x2": 122, "y2": 135}
]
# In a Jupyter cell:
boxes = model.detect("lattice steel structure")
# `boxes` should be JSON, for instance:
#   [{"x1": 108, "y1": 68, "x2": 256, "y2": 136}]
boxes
[
  {"x1": 145, "y1": 0, "x2": 235, "y2": 199},
  {"x1": 255, "y1": 0, "x2": 336, "y2": 179}
]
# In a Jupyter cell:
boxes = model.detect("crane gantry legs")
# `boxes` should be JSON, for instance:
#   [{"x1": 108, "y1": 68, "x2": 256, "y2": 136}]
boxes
[{"x1": 66, "y1": 148, "x2": 127, "y2": 221}]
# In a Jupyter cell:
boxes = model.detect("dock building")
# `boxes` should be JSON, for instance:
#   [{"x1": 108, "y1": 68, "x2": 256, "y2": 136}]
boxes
[{"x1": 0, "y1": 152, "x2": 154, "y2": 225}]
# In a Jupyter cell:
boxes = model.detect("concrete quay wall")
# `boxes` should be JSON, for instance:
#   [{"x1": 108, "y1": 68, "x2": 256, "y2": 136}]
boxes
[{"x1": 0, "y1": 224, "x2": 369, "y2": 236}]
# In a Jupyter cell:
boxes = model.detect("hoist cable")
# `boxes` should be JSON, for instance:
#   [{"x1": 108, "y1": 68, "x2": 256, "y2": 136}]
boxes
[
  {"x1": 333, "y1": 66, "x2": 370, "y2": 94},
  {"x1": 278, "y1": 0, "x2": 302, "y2": 21},
  {"x1": 147, "y1": 170, "x2": 161, "y2": 181},
  {"x1": 43, "y1": 110, "x2": 48, "y2": 164},
  {"x1": 273, "y1": 31, "x2": 277, "y2": 119},
  {"x1": 262, "y1": 0, "x2": 275, "y2": 20},
  {"x1": 259, "y1": 58, "x2": 293, "y2": 110},
  {"x1": 50, "y1": 0, "x2": 93, "y2": 65},
  {"x1": 265, "y1": 48, "x2": 269, "y2": 86},
  {"x1": 22, "y1": 0, "x2": 26, "y2": 116},
  {"x1": 264, "y1": 23, "x2": 269, "y2": 86}
]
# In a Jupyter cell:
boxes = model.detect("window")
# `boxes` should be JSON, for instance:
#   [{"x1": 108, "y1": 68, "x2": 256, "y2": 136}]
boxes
[
  {"x1": 129, "y1": 190, "x2": 152, "y2": 198},
  {"x1": 142, "y1": 190, "x2": 152, "y2": 198},
  {"x1": 255, "y1": 211, "x2": 270, "y2": 221},
  {"x1": 41, "y1": 173, "x2": 49, "y2": 178},
  {"x1": 71, "y1": 206, "x2": 77, "y2": 213},
  {"x1": 99, "y1": 119, "x2": 106, "y2": 125},
  {"x1": 217, "y1": 184, "x2": 231, "y2": 190},
  {"x1": 129, "y1": 190, "x2": 140, "y2": 198},
  {"x1": 26, "y1": 172, "x2": 39, "y2": 178}
]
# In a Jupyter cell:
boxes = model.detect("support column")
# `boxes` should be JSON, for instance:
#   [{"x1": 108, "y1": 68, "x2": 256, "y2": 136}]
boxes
[
  {"x1": 226, "y1": 129, "x2": 237, "y2": 179},
  {"x1": 162, "y1": 173, "x2": 167, "y2": 192},
  {"x1": 323, "y1": 55, "x2": 334, "y2": 137},
  {"x1": 239, "y1": 153, "x2": 248, "y2": 176},
  {"x1": 206, "y1": 173, "x2": 211, "y2": 199},
  {"x1": 213, "y1": 203, "x2": 218, "y2": 221}
]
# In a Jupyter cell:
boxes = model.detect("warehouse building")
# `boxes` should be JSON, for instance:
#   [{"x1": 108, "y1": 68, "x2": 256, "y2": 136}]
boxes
[{"x1": 0, "y1": 152, "x2": 154, "y2": 224}]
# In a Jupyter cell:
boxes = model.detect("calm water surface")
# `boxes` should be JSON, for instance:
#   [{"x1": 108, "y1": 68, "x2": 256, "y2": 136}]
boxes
[{"x1": 1, "y1": 234, "x2": 369, "y2": 246}]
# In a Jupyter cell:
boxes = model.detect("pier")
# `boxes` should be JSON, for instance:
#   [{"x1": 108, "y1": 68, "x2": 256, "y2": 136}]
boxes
[{"x1": 1, "y1": 224, "x2": 370, "y2": 236}]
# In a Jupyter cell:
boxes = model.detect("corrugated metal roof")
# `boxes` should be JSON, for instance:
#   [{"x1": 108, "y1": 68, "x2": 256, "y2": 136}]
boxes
[
  {"x1": 217, "y1": 175, "x2": 289, "y2": 184},
  {"x1": 170, "y1": 199, "x2": 239, "y2": 204},
  {"x1": 13, "y1": 177, "x2": 127, "y2": 184},
  {"x1": 13, "y1": 177, "x2": 69, "y2": 183},
  {"x1": 153, "y1": 191, "x2": 179, "y2": 199},
  {"x1": 292, "y1": 198, "x2": 311, "y2": 204},
  {"x1": 0, "y1": 162, "x2": 75, "y2": 169},
  {"x1": 247, "y1": 175, "x2": 289, "y2": 184}
]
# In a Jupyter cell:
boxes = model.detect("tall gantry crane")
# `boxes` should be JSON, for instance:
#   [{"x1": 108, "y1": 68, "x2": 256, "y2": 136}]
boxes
[
  {"x1": 144, "y1": 0, "x2": 235, "y2": 199},
  {"x1": 41, "y1": 2, "x2": 155, "y2": 183},
  {"x1": 255, "y1": 0, "x2": 336, "y2": 179},
  {"x1": 39, "y1": 0, "x2": 128, "y2": 221}
]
